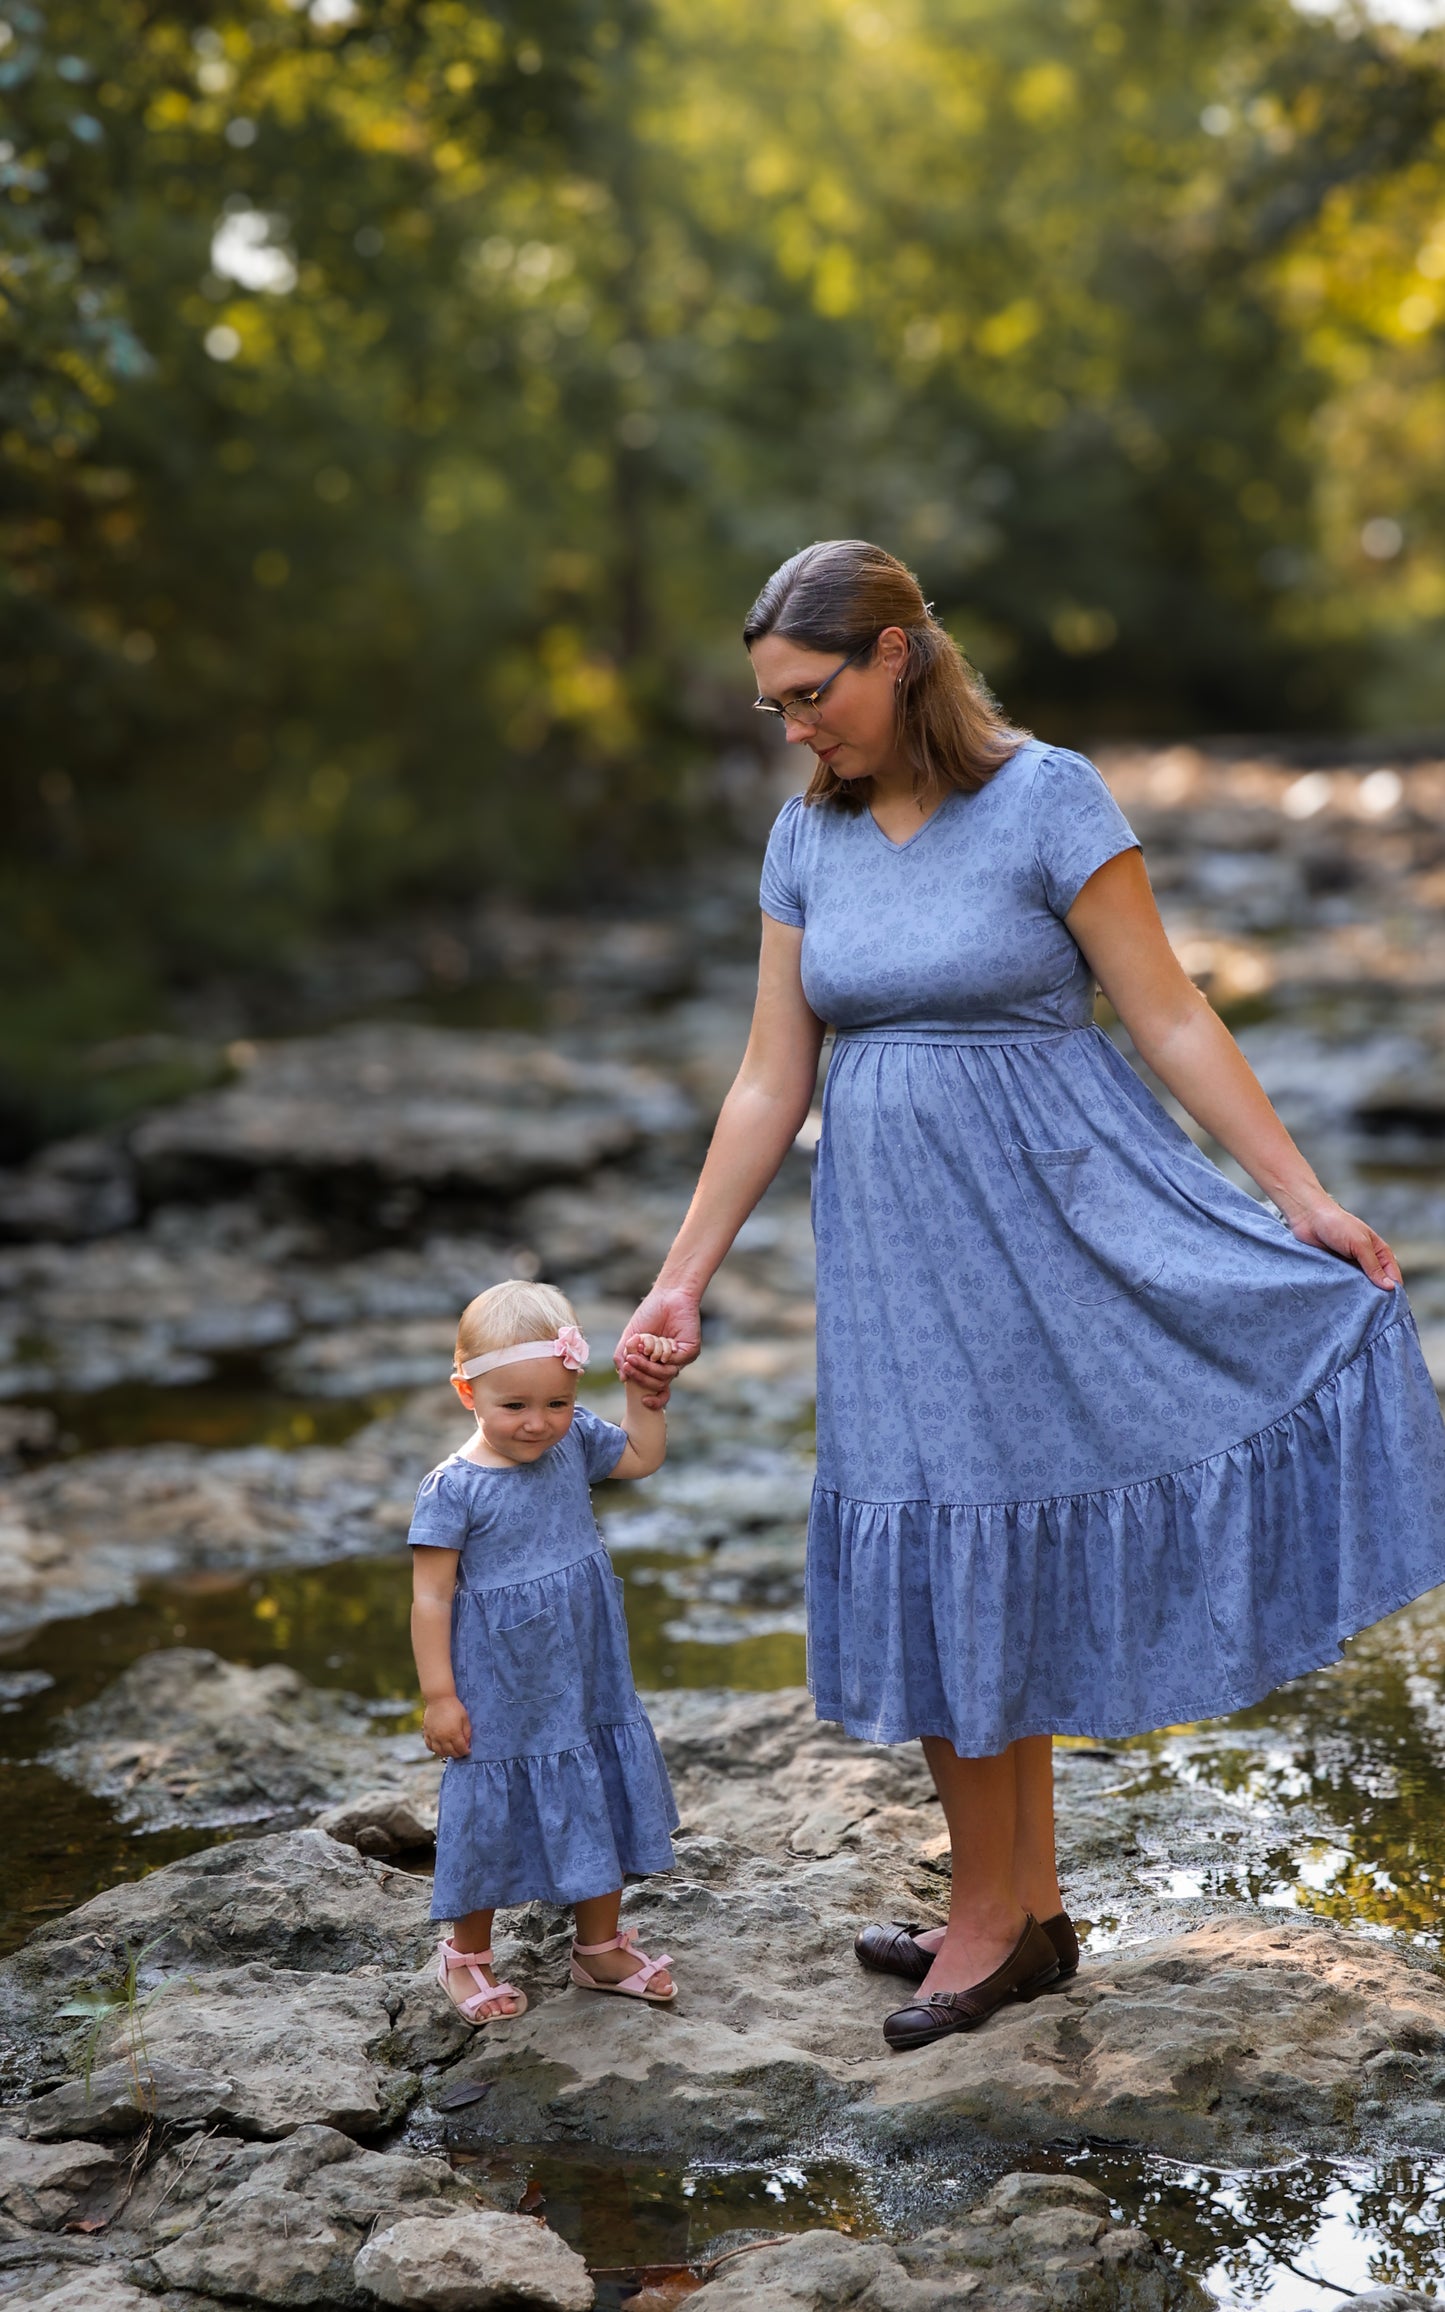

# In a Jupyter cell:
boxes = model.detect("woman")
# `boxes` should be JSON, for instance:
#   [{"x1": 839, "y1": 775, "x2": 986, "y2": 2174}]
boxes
[{"x1": 614, "y1": 539, "x2": 1445, "y2": 2054}]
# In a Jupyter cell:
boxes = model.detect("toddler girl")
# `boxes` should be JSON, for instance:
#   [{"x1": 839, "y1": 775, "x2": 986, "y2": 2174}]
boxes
[{"x1": 409, "y1": 1278, "x2": 681, "y2": 2026}]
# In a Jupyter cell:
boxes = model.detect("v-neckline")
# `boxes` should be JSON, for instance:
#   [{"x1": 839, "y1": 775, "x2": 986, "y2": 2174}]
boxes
[{"x1": 865, "y1": 788, "x2": 956, "y2": 854}]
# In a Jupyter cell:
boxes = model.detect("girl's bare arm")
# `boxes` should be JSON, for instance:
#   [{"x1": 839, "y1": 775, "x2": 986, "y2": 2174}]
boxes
[
  {"x1": 1066, "y1": 850, "x2": 1399, "y2": 1288},
  {"x1": 411, "y1": 1546, "x2": 471, "y2": 1757},
  {"x1": 608, "y1": 1366, "x2": 670, "y2": 1478}
]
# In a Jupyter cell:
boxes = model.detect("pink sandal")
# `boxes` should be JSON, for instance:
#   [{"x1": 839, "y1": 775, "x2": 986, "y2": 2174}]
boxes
[
  {"x1": 436, "y1": 1937, "x2": 528, "y2": 2026},
  {"x1": 570, "y1": 1927, "x2": 677, "y2": 2004}
]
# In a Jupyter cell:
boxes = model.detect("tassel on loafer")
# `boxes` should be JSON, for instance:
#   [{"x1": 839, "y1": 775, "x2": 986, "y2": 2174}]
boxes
[
  {"x1": 881, "y1": 1915, "x2": 1060, "y2": 2052},
  {"x1": 857, "y1": 1910, "x2": 1080, "y2": 1989}
]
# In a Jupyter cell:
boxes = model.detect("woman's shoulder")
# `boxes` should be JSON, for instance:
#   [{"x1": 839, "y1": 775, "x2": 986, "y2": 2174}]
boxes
[{"x1": 1022, "y1": 739, "x2": 1107, "y2": 795}]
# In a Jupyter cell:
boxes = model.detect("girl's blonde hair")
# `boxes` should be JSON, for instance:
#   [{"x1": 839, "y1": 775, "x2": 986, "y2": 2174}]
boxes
[
  {"x1": 743, "y1": 538, "x2": 1029, "y2": 811},
  {"x1": 454, "y1": 1279, "x2": 578, "y2": 1375}
]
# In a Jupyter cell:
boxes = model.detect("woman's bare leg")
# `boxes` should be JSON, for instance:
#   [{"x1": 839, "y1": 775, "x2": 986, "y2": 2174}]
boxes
[
  {"x1": 913, "y1": 1736, "x2": 1062, "y2": 1981},
  {"x1": 915, "y1": 1737, "x2": 1029, "y2": 1995},
  {"x1": 1011, "y1": 1734, "x2": 1063, "y2": 1921}
]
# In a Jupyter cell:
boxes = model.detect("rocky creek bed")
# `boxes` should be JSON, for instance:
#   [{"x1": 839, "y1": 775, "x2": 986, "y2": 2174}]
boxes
[{"x1": 5, "y1": 747, "x2": 1445, "y2": 2307}]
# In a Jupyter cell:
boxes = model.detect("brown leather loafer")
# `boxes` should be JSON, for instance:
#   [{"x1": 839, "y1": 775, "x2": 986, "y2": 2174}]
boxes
[
  {"x1": 1040, "y1": 1910, "x2": 1079, "y2": 1982},
  {"x1": 853, "y1": 1920, "x2": 936, "y2": 1984},
  {"x1": 857, "y1": 1910, "x2": 1079, "y2": 1988},
  {"x1": 882, "y1": 1916, "x2": 1060, "y2": 2052}
]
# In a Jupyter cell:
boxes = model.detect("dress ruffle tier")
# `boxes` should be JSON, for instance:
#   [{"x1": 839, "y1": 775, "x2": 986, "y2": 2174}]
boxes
[
  {"x1": 807, "y1": 1309, "x2": 1445, "y2": 1751},
  {"x1": 431, "y1": 1712, "x2": 679, "y2": 1913}
]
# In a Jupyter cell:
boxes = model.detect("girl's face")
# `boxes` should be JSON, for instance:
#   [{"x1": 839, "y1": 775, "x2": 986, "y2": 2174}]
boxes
[
  {"x1": 451, "y1": 1362, "x2": 577, "y2": 1463},
  {"x1": 749, "y1": 626, "x2": 909, "y2": 784}
]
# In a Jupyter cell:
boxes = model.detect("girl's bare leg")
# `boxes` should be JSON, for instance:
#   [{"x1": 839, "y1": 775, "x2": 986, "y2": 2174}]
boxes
[
  {"x1": 573, "y1": 1889, "x2": 673, "y2": 1995},
  {"x1": 913, "y1": 1735, "x2": 1062, "y2": 1975},
  {"x1": 441, "y1": 1908, "x2": 521, "y2": 2016}
]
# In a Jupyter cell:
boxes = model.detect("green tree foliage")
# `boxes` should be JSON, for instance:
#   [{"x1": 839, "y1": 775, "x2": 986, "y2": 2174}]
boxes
[{"x1": 3, "y1": 0, "x2": 1445, "y2": 1138}]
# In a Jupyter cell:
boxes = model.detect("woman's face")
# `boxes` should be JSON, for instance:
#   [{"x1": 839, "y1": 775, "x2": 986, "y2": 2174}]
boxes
[{"x1": 749, "y1": 626, "x2": 909, "y2": 783}]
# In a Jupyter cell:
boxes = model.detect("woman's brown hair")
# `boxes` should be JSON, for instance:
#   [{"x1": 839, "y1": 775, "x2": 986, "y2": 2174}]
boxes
[{"x1": 743, "y1": 539, "x2": 1028, "y2": 811}]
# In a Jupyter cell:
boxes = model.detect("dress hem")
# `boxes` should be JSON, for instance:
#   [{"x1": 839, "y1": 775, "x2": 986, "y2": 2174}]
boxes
[
  {"x1": 808, "y1": 1570, "x2": 1435, "y2": 1750},
  {"x1": 805, "y1": 1307, "x2": 1445, "y2": 1753},
  {"x1": 429, "y1": 1710, "x2": 680, "y2": 1916}
]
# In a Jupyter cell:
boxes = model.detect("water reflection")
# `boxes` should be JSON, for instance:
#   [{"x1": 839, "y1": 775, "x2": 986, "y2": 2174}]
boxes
[
  {"x1": 17, "y1": 1376, "x2": 399, "y2": 1458},
  {"x1": 1124, "y1": 1590, "x2": 1445, "y2": 1944},
  {"x1": 449, "y1": 2142, "x2": 876, "y2": 2303},
  {"x1": 1054, "y1": 2146, "x2": 1445, "y2": 2308}
]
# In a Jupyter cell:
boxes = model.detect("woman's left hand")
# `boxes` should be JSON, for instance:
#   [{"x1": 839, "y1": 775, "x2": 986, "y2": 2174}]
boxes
[{"x1": 1287, "y1": 1196, "x2": 1403, "y2": 1290}]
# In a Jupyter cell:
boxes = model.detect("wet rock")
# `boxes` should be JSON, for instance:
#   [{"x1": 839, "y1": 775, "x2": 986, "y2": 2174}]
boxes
[
  {"x1": 23, "y1": 2271, "x2": 163, "y2": 2312},
  {"x1": 691, "y1": 2173, "x2": 1207, "y2": 2310},
  {"x1": 0, "y1": 2136, "x2": 119, "y2": 2233},
  {"x1": 24, "y1": 2063, "x2": 242, "y2": 2144},
  {"x1": 43, "y1": 1649, "x2": 435, "y2": 1831},
  {"x1": 0, "y1": 1216, "x2": 299, "y2": 1398},
  {"x1": 0, "y1": 1137, "x2": 137, "y2": 1245},
  {"x1": 314, "y1": 1789, "x2": 438, "y2": 1857},
  {"x1": 353, "y1": 2209, "x2": 594, "y2": 2311},
  {"x1": 0, "y1": 1206, "x2": 520, "y2": 1402},
  {"x1": 424, "y1": 1693, "x2": 1445, "y2": 2170},
  {"x1": 517, "y1": 1175, "x2": 690, "y2": 1300},
  {"x1": 29, "y1": 1965, "x2": 422, "y2": 2141},
  {"x1": 0, "y1": 1434, "x2": 418, "y2": 1637},
  {"x1": 0, "y1": 1667, "x2": 53, "y2": 1708},
  {"x1": 130, "y1": 2122, "x2": 474, "y2": 2304},
  {"x1": 0, "y1": 1409, "x2": 58, "y2": 1476},
  {"x1": 130, "y1": 1025, "x2": 694, "y2": 1203},
  {"x1": 0, "y1": 1830, "x2": 437, "y2": 2091}
]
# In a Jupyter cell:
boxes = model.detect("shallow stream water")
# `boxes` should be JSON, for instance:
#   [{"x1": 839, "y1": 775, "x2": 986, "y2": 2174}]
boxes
[{"x1": 2, "y1": 1495, "x2": 1444, "y2": 2304}]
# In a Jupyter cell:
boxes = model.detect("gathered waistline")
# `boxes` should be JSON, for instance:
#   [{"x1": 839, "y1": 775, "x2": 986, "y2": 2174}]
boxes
[{"x1": 829, "y1": 1022, "x2": 1094, "y2": 1048}]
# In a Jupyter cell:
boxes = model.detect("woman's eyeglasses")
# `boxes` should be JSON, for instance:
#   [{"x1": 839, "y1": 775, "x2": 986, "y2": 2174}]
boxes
[{"x1": 753, "y1": 638, "x2": 875, "y2": 728}]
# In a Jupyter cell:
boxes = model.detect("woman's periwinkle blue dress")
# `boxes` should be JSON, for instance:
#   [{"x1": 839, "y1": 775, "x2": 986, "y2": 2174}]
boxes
[
  {"x1": 760, "y1": 740, "x2": 1445, "y2": 1753},
  {"x1": 409, "y1": 1403, "x2": 678, "y2": 1914}
]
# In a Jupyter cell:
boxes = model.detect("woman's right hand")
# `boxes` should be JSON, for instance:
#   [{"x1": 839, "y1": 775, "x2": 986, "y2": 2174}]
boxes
[
  {"x1": 615, "y1": 1287, "x2": 702, "y2": 1408},
  {"x1": 423, "y1": 1694, "x2": 472, "y2": 1759}
]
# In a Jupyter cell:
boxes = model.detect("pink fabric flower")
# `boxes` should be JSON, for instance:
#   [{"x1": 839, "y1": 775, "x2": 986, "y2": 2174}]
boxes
[{"x1": 554, "y1": 1324, "x2": 590, "y2": 1372}]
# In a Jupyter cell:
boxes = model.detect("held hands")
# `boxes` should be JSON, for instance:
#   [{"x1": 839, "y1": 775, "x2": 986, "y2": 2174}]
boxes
[
  {"x1": 1285, "y1": 1196, "x2": 1402, "y2": 1290},
  {"x1": 423, "y1": 1694, "x2": 472, "y2": 1760},
  {"x1": 615, "y1": 1288, "x2": 702, "y2": 1408}
]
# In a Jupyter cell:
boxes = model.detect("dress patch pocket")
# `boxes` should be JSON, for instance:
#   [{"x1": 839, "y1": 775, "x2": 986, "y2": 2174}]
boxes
[
  {"x1": 491, "y1": 1604, "x2": 568, "y2": 1708},
  {"x1": 1008, "y1": 1140, "x2": 1166, "y2": 1304}
]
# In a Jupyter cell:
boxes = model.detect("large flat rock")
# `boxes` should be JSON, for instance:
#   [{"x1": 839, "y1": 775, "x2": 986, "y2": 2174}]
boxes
[
  {"x1": 432, "y1": 1858, "x2": 1445, "y2": 2167},
  {"x1": 24, "y1": 1964, "x2": 405, "y2": 2140},
  {"x1": 0, "y1": 1829, "x2": 439, "y2": 2094},
  {"x1": 43, "y1": 1648, "x2": 439, "y2": 1832},
  {"x1": 421, "y1": 1694, "x2": 1445, "y2": 2170},
  {"x1": 129, "y1": 1024, "x2": 693, "y2": 1198}
]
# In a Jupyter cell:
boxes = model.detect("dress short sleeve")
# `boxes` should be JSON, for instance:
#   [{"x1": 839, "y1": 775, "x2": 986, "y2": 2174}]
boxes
[
  {"x1": 759, "y1": 794, "x2": 807, "y2": 928},
  {"x1": 572, "y1": 1401, "x2": 630, "y2": 1481},
  {"x1": 408, "y1": 1460, "x2": 472, "y2": 1550},
  {"x1": 1030, "y1": 747, "x2": 1141, "y2": 918}
]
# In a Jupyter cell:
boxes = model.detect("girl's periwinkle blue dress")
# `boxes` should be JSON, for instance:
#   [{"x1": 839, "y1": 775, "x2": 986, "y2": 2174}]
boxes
[
  {"x1": 409, "y1": 1404, "x2": 678, "y2": 1915},
  {"x1": 760, "y1": 740, "x2": 1445, "y2": 1754}
]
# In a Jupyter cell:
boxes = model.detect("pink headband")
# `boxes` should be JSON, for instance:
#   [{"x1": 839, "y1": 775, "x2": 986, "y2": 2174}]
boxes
[{"x1": 454, "y1": 1325, "x2": 590, "y2": 1381}]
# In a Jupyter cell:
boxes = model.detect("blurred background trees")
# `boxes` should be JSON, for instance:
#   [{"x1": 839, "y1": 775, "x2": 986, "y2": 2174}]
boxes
[{"x1": 4, "y1": 0, "x2": 1445, "y2": 1144}]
